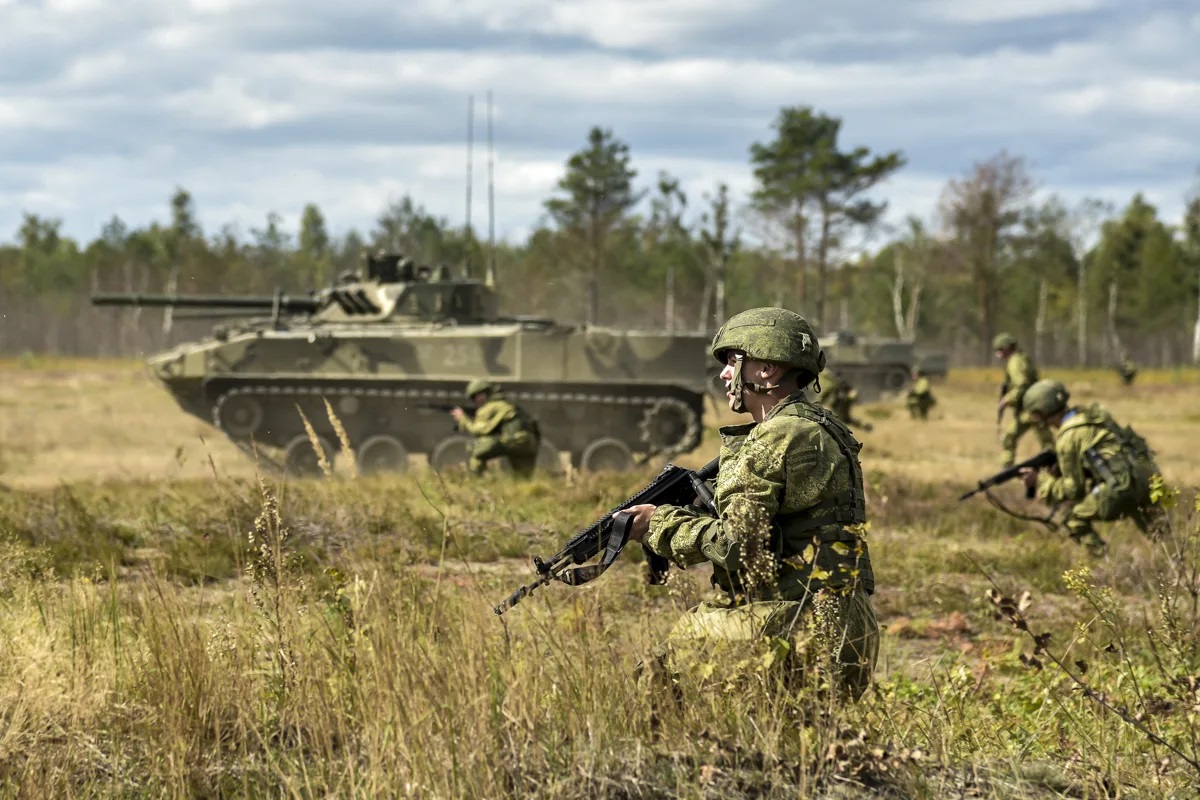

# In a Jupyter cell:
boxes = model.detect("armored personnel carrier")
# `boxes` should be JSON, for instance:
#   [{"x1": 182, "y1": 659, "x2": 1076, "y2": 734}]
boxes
[
  {"x1": 92, "y1": 253, "x2": 706, "y2": 475},
  {"x1": 815, "y1": 330, "x2": 917, "y2": 403}
]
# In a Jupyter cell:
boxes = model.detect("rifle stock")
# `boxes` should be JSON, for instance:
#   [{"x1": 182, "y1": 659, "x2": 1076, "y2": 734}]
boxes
[
  {"x1": 959, "y1": 448, "x2": 1057, "y2": 501},
  {"x1": 494, "y1": 456, "x2": 720, "y2": 615}
]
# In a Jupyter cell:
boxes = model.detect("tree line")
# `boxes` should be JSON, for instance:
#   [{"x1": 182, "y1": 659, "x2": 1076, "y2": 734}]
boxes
[{"x1": 3, "y1": 104, "x2": 1199, "y2": 367}]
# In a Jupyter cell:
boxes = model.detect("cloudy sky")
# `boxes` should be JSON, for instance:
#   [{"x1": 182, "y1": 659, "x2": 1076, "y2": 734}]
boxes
[{"x1": 2, "y1": 0, "x2": 1199, "y2": 247}]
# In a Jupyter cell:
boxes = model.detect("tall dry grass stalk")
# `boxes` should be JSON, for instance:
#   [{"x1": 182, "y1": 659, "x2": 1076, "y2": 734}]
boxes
[{"x1": 296, "y1": 405, "x2": 333, "y2": 478}]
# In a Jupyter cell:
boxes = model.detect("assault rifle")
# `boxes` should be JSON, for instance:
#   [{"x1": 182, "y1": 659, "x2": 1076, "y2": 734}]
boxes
[
  {"x1": 959, "y1": 448, "x2": 1057, "y2": 501},
  {"x1": 493, "y1": 456, "x2": 720, "y2": 615},
  {"x1": 414, "y1": 402, "x2": 473, "y2": 417}
]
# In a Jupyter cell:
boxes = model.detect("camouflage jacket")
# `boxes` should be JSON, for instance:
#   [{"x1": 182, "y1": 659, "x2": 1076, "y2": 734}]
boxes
[
  {"x1": 908, "y1": 377, "x2": 932, "y2": 398},
  {"x1": 644, "y1": 391, "x2": 871, "y2": 601},
  {"x1": 1037, "y1": 403, "x2": 1157, "y2": 504},
  {"x1": 457, "y1": 396, "x2": 535, "y2": 440},
  {"x1": 1001, "y1": 351, "x2": 1039, "y2": 408}
]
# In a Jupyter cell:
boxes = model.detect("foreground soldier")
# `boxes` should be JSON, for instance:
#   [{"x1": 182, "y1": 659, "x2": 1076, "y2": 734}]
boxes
[
  {"x1": 821, "y1": 371, "x2": 874, "y2": 432},
  {"x1": 993, "y1": 333, "x2": 1053, "y2": 467},
  {"x1": 450, "y1": 379, "x2": 541, "y2": 477},
  {"x1": 1019, "y1": 379, "x2": 1163, "y2": 557},
  {"x1": 906, "y1": 370, "x2": 936, "y2": 420},
  {"x1": 622, "y1": 308, "x2": 878, "y2": 699}
]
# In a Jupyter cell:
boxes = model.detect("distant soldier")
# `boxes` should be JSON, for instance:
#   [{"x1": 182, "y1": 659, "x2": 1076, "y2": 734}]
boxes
[
  {"x1": 821, "y1": 372, "x2": 873, "y2": 432},
  {"x1": 1116, "y1": 355, "x2": 1138, "y2": 387},
  {"x1": 450, "y1": 379, "x2": 541, "y2": 478},
  {"x1": 1019, "y1": 379, "x2": 1164, "y2": 557},
  {"x1": 906, "y1": 369, "x2": 937, "y2": 420},
  {"x1": 993, "y1": 332, "x2": 1053, "y2": 468}
]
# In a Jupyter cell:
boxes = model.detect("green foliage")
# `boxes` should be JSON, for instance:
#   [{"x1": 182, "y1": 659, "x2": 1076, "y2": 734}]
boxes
[{"x1": 1, "y1": 109, "x2": 1198, "y2": 366}]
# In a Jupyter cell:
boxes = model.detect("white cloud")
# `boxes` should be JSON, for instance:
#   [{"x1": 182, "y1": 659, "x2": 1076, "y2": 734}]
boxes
[
  {"x1": 920, "y1": 0, "x2": 1112, "y2": 24},
  {"x1": 0, "y1": 0, "x2": 1197, "y2": 248}
]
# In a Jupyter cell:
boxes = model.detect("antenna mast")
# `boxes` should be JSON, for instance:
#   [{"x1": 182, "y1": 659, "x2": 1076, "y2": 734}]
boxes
[
  {"x1": 485, "y1": 90, "x2": 497, "y2": 287},
  {"x1": 465, "y1": 94, "x2": 475, "y2": 278}
]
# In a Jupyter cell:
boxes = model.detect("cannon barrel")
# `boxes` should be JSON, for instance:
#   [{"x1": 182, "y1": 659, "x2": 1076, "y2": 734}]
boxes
[{"x1": 91, "y1": 292, "x2": 321, "y2": 313}]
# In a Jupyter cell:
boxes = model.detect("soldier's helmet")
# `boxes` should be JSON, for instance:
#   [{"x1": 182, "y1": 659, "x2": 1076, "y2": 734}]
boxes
[
  {"x1": 465, "y1": 378, "x2": 497, "y2": 399},
  {"x1": 1023, "y1": 379, "x2": 1070, "y2": 417},
  {"x1": 992, "y1": 332, "x2": 1017, "y2": 351},
  {"x1": 710, "y1": 307, "x2": 827, "y2": 376}
]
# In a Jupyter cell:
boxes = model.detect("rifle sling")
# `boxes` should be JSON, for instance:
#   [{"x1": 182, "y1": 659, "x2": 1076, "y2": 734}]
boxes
[{"x1": 557, "y1": 511, "x2": 635, "y2": 587}]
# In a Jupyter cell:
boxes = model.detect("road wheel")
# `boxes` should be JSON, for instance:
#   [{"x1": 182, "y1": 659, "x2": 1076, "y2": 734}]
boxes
[
  {"x1": 579, "y1": 437, "x2": 634, "y2": 472},
  {"x1": 284, "y1": 434, "x2": 334, "y2": 477},
  {"x1": 356, "y1": 435, "x2": 409, "y2": 475},
  {"x1": 430, "y1": 435, "x2": 474, "y2": 473},
  {"x1": 216, "y1": 393, "x2": 264, "y2": 438}
]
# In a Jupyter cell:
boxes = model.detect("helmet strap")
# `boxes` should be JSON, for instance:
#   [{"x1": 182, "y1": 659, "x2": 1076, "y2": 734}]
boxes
[{"x1": 730, "y1": 357, "x2": 800, "y2": 413}]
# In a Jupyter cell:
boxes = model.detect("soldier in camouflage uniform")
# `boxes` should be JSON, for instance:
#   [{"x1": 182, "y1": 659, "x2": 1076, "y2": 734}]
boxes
[
  {"x1": 621, "y1": 308, "x2": 878, "y2": 699},
  {"x1": 450, "y1": 379, "x2": 541, "y2": 478},
  {"x1": 993, "y1": 333, "x2": 1054, "y2": 468},
  {"x1": 1018, "y1": 379, "x2": 1164, "y2": 558},
  {"x1": 906, "y1": 369, "x2": 936, "y2": 420},
  {"x1": 1116, "y1": 355, "x2": 1138, "y2": 387},
  {"x1": 820, "y1": 371, "x2": 873, "y2": 432}
]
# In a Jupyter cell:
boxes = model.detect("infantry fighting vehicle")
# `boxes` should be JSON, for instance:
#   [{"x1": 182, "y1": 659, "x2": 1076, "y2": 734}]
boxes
[
  {"x1": 817, "y1": 330, "x2": 919, "y2": 402},
  {"x1": 92, "y1": 253, "x2": 707, "y2": 475}
]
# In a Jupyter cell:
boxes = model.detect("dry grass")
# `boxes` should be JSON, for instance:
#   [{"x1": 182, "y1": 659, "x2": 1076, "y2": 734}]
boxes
[{"x1": 1, "y1": 359, "x2": 1200, "y2": 797}]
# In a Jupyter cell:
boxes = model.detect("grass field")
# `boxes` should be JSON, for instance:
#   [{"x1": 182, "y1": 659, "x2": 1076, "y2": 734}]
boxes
[{"x1": 2, "y1": 358, "x2": 1200, "y2": 798}]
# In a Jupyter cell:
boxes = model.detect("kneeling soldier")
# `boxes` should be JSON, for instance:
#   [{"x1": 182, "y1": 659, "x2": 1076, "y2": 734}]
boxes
[
  {"x1": 1019, "y1": 379, "x2": 1164, "y2": 557},
  {"x1": 622, "y1": 308, "x2": 878, "y2": 699},
  {"x1": 906, "y1": 369, "x2": 936, "y2": 420},
  {"x1": 451, "y1": 379, "x2": 541, "y2": 478}
]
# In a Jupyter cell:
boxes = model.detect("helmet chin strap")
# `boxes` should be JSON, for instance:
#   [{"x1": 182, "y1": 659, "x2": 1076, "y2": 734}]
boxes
[{"x1": 728, "y1": 357, "x2": 791, "y2": 414}]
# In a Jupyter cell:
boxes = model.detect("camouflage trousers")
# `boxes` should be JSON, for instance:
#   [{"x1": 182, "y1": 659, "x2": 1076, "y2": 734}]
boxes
[
  {"x1": 647, "y1": 585, "x2": 879, "y2": 701},
  {"x1": 1064, "y1": 480, "x2": 1166, "y2": 556},
  {"x1": 1002, "y1": 411, "x2": 1054, "y2": 468},
  {"x1": 907, "y1": 396, "x2": 934, "y2": 420},
  {"x1": 469, "y1": 434, "x2": 539, "y2": 478}
]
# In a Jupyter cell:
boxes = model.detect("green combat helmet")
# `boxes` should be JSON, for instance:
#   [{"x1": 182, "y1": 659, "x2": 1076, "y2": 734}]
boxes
[
  {"x1": 992, "y1": 333, "x2": 1017, "y2": 351},
  {"x1": 710, "y1": 308, "x2": 826, "y2": 412},
  {"x1": 465, "y1": 378, "x2": 498, "y2": 399},
  {"x1": 1023, "y1": 379, "x2": 1070, "y2": 417}
]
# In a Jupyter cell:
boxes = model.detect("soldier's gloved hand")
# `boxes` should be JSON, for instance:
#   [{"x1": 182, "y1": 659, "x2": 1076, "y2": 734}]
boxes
[
  {"x1": 617, "y1": 504, "x2": 656, "y2": 543},
  {"x1": 450, "y1": 407, "x2": 466, "y2": 422}
]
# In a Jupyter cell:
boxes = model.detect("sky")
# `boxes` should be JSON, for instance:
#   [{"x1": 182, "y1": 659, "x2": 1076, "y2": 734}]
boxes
[{"x1": 2, "y1": 0, "x2": 1199, "y2": 248}]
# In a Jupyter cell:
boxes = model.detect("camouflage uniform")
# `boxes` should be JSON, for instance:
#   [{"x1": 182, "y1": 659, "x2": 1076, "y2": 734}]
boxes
[
  {"x1": 644, "y1": 309, "x2": 878, "y2": 699},
  {"x1": 906, "y1": 375, "x2": 936, "y2": 420},
  {"x1": 457, "y1": 380, "x2": 541, "y2": 477},
  {"x1": 820, "y1": 373, "x2": 872, "y2": 432},
  {"x1": 1034, "y1": 399, "x2": 1163, "y2": 556},
  {"x1": 994, "y1": 334, "x2": 1054, "y2": 467},
  {"x1": 1116, "y1": 359, "x2": 1138, "y2": 387}
]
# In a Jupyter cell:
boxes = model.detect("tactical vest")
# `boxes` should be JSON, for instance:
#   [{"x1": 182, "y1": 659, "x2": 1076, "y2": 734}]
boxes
[
  {"x1": 729, "y1": 400, "x2": 874, "y2": 600},
  {"x1": 1067, "y1": 409, "x2": 1154, "y2": 492},
  {"x1": 498, "y1": 401, "x2": 540, "y2": 453}
]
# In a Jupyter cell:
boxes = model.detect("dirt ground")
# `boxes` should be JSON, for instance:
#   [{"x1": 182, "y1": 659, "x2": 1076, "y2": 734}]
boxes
[{"x1": 2, "y1": 357, "x2": 1199, "y2": 491}]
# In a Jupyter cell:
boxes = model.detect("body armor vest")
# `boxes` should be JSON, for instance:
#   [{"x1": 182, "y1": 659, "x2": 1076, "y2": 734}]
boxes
[{"x1": 744, "y1": 400, "x2": 873, "y2": 599}]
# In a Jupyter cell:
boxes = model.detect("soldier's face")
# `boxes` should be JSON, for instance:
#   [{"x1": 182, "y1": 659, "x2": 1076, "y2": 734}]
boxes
[
  {"x1": 471, "y1": 392, "x2": 488, "y2": 406},
  {"x1": 719, "y1": 353, "x2": 744, "y2": 409}
]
